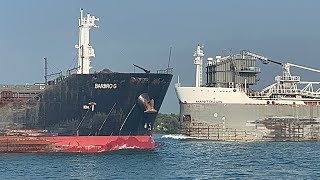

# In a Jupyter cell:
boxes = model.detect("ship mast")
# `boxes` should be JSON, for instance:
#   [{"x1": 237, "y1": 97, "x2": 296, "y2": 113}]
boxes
[
  {"x1": 76, "y1": 8, "x2": 99, "y2": 74},
  {"x1": 194, "y1": 45, "x2": 204, "y2": 87}
]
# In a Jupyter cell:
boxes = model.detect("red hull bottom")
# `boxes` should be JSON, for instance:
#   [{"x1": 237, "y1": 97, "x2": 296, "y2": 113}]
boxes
[{"x1": 0, "y1": 136, "x2": 157, "y2": 153}]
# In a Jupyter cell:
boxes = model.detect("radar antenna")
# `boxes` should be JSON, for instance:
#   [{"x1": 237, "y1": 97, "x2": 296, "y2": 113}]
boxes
[{"x1": 168, "y1": 46, "x2": 172, "y2": 69}]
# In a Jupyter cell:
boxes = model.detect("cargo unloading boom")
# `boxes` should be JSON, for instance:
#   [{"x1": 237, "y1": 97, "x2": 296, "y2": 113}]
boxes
[
  {"x1": 286, "y1": 63, "x2": 320, "y2": 74},
  {"x1": 176, "y1": 47, "x2": 320, "y2": 142},
  {"x1": 242, "y1": 50, "x2": 320, "y2": 99},
  {"x1": 241, "y1": 50, "x2": 320, "y2": 75},
  {"x1": 241, "y1": 50, "x2": 282, "y2": 65}
]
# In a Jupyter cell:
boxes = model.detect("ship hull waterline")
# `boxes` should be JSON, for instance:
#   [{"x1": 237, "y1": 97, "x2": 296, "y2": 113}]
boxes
[{"x1": 0, "y1": 135, "x2": 157, "y2": 153}]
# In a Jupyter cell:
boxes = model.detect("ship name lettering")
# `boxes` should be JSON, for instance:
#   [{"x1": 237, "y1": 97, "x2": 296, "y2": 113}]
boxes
[
  {"x1": 196, "y1": 100, "x2": 222, "y2": 103},
  {"x1": 95, "y1": 83, "x2": 117, "y2": 89}
]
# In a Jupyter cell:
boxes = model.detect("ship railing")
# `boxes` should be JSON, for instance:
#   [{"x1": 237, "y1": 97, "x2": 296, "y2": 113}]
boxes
[
  {"x1": 270, "y1": 89, "x2": 301, "y2": 95},
  {"x1": 0, "y1": 84, "x2": 45, "y2": 91},
  {"x1": 270, "y1": 89, "x2": 320, "y2": 98},
  {"x1": 180, "y1": 123, "x2": 264, "y2": 141},
  {"x1": 180, "y1": 120, "x2": 320, "y2": 141},
  {"x1": 276, "y1": 76, "x2": 300, "y2": 82},
  {"x1": 249, "y1": 91, "x2": 273, "y2": 98},
  {"x1": 300, "y1": 91, "x2": 320, "y2": 98},
  {"x1": 156, "y1": 68, "x2": 173, "y2": 74},
  {"x1": 249, "y1": 88, "x2": 303, "y2": 98},
  {"x1": 252, "y1": 89, "x2": 301, "y2": 96},
  {"x1": 250, "y1": 89, "x2": 320, "y2": 99}
]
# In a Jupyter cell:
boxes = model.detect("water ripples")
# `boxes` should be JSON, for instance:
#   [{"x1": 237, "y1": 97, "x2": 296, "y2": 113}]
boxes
[{"x1": 0, "y1": 135, "x2": 320, "y2": 179}]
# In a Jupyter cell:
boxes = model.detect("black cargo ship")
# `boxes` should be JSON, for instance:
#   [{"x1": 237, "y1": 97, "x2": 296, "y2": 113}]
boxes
[
  {"x1": 0, "y1": 72, "x2": 172, "y2": 136},
  {"x1": 0, "y1": 9, "x2": 172, "y2": 138}
]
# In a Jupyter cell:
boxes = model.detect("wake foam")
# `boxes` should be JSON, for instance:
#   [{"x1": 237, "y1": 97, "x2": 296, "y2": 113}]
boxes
[
  {"x1": 116, "y1": 144, "x2": 138, "y2": 150},
  {"x1": 161, "y1": 134, "x2": 196, "y2": 140}
]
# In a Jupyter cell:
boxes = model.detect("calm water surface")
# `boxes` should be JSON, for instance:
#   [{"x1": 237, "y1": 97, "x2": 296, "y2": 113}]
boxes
[{"x1": 1, "y1": 135, "x2": 320, "y2": 179}]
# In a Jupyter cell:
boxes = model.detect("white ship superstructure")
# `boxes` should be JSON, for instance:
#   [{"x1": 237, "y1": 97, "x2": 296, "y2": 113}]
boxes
[
  {"x1": 76, "y1": 8, "x2": 99, "y2": 74},
  {"x1": 175, "y1": 45, "x2": 320, "y2": 141}
]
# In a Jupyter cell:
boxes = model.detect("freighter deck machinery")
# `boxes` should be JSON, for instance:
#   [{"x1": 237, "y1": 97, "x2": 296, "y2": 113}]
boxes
[{"x1": 175, "y1": 45, "x2": 320, "y2": 141}]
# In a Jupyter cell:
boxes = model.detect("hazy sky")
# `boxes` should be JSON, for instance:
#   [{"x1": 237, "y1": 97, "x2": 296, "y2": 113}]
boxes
[{"x1": 0, "y1": 0, "x2": 320, "y2": 113}]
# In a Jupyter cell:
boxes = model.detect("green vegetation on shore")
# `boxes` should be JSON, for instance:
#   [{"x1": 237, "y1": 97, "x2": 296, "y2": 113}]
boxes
[{"x1": 153, "y1": 113, "x2": 180, "y2": 134}]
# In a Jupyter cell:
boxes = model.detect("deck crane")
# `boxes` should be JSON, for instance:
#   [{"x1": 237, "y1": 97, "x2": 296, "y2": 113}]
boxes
[
  {"x1": 241, "y1": 50, "x2": 282, "y2": 66},
  {"x1": 241, "y1": 50, "x2": 320, "y2": 77},
  {"x1": 240, "y1": 50, "x2": 320, "y2": 99}
]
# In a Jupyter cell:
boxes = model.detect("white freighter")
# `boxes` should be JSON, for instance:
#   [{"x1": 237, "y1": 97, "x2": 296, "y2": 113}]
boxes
[{"x1": 175, "y1": 45, "x2": 320, "y2": 141}]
